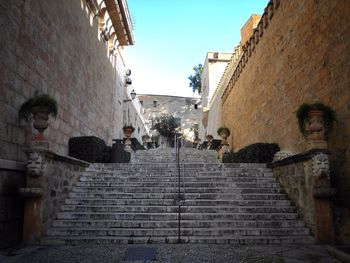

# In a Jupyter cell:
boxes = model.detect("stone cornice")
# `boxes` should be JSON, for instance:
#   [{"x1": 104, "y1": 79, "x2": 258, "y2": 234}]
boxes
[
  {"x1": 221, "y1": 0, "x2": 280, "y2": 105},
  {"x1": 104, "y1": 0, "x2": 134, "y2": 45},
  {"x1": 268, "y1": 149, "x2": 331, "y2": 168},
  {"x1": 23, "y1": 148, "x2": 90, "y2": 167}
]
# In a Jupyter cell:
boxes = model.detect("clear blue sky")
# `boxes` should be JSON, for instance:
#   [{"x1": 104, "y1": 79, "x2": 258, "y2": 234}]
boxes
[{"x1": 124, "y1": 0, "x2": 268, "y2": 97}]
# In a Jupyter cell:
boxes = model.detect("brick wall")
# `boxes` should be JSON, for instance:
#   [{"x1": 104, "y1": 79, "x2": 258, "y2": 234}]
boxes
[
  {"x1": 0, "y1": 0, "x2": 124, "y2": 162},
  {"x1": 221, "y1": 0, "x2": 350, "y2": 244}
]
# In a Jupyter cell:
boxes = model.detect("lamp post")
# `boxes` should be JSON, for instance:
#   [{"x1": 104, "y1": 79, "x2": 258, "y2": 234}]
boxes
[{"x1": 123, "y1": 89, "x2": 136, "y2": 103}]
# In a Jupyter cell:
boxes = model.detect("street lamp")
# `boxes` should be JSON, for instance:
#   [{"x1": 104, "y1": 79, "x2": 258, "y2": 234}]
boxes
[{"x1": 123, "y1": 89, "x2": 137, "y2": 102}]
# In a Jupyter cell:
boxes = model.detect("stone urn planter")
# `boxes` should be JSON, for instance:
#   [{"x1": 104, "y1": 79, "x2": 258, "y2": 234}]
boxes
[
  {"x1": 296, "y1": 102, "x2": 336, "y2": 149},
  {"x1": 19, "y1": 94, "x2": 58, "y2": 141}
]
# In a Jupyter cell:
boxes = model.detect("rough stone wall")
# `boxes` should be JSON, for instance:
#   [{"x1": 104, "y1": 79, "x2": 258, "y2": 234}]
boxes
[
  {"x1": 221, "y1": 0, "x2": 350, "y2": 243},
  {"x1": 41, "y1": 153, "x2": 88, "y2": 234},
  {"x1": 273, "y1": 159, "x2": 315, "y2": 234},
  {"x1": 0, "y1": 0, "x2": 124, "y2": 162}
]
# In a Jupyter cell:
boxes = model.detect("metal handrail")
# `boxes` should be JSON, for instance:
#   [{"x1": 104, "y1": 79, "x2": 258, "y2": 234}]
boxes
[{"x1": 174, "y1": 133, "x2": 183, "y2": 243}]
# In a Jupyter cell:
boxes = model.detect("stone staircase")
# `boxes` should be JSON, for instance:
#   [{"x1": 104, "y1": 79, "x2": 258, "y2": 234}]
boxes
[{"x1": 43, "y1": 148, "x2": 314, "y2": 245}]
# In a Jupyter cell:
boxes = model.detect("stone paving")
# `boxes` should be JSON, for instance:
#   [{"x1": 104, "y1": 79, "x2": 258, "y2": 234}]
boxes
[{"x1": 0, "y1": 244, "x2": 345, "y2": 263}]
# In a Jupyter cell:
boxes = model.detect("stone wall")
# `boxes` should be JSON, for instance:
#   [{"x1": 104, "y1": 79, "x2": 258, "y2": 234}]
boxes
[
  {"x1": 0, "y1": 160, "x2": 25, "y2": 247},
  {"x1": 221, "y1": 0, "x2": 350, "y2": 244},
  {"x1": 270, "y1": 150, "x2": 334, "y2": 243},
  {"x1": 0, "y1": 0, "x2": 126, "y2": 163},
  {"x1": 21, "y1": 147, "x2": 88, "y2": 243}
]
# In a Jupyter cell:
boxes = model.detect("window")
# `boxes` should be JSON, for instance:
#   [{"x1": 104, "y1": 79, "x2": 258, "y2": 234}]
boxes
[
  {"x1": 153, "y1": 101, "x2": 157, "y2": 108},
  {"x1": 194, "y1": 104, "x2": 198, "y2": 109}
]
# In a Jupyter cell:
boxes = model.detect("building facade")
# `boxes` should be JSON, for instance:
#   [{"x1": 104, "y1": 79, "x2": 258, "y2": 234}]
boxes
[
  {"x1": 137, "y1": 94, "x2": 200, "y2": 143},
  {"x1": 0, "y1": 0, "x2": 147, "y2": 246},
  {"x1": 198, "y1": 52, "x2": 231, "y2": 141}
]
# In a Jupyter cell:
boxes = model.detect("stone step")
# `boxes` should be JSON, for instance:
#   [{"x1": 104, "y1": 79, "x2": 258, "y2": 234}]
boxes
[
  {"x1": 57, "y1": 212, "x2": 299, "y2": 221},
  {"x1": 81, "y1": 171, "x2": 275, "y2": 178},
  {"x1": 86, "y1": 164, "x2": 268, "y2": 172},
  {"x1": 65, "y1": 198, "x2": 291, "y2": 206},
  {"x1": 71, "y1": 186, "x2": 283, "y2": 194},
  {"x1": 77, "y1": 176, "x2": 276, "y2": 186},
  {"x1": 61, "y1": 205, "x2": 295, "y2": 214},
  {"x1": 68, "y1": 192, "x2": 288, "y2": 200},
  {"x1": 47, "y1": 227, "x2": 310, "y2": 237},
  {"x1": 41, "y1": 235, "x2": 314, "y2": 246},
  {"x1": 75, "y1": 181, "x2": 281, "y2": 188},
  {"x1": 52, "y1": 219, "x2": 305, "y2": 228}
]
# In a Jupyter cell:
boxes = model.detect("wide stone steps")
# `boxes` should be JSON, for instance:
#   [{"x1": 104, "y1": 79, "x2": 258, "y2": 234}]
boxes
[
  {"x1": 60, "y1": 205, "x2": 295, "y2": 214},
  {"x1": 42, "y1": 235, "x2": 314, "y2": 246},
  {"x1": 56, "y1": 212, "x2": 300, "y2": 221},
  {"x1": 52, "y1": 219, "x2": 305, "y2": 228},
  {"x1": 65, "y1": 198, "x2": 291, "y2": 206},
  {"x1": 71, "y1": 187, "x2": 282, "y2": 194},
  {"x1": 47, "y1": 226, "x2": 310, "y2": 237},
  {"x1": 44, "y1": 148, "x2": 314, "y2": 245},
  {"x1": 77, "y1": 175, "x2": 276, "y2": 186},
  {"x1": 75, "y1": 181, "x2": 281, "y2": 188},
  {"x1": 68, "y1": 192, "x2": 288, "y2": 200}
]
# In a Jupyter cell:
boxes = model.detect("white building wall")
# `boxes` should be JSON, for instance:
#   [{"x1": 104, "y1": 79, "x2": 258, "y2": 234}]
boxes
[
  {"x1": 198, "y1": 52, "x2": 231, "y2": 141},
  {"x1": 137, "y1": 95, "x2": 200, "y2": 143},
  {"x1": 207, "y1": 47, "x2": 241, "y2": 139}
]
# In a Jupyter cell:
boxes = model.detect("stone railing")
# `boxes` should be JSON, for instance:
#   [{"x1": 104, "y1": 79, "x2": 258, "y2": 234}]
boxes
[
  {"x1": 19, "y1": 141, "x2": 89, "y2": 244},
  {"x1": 268, "y1": 148, "x2": 335, "y2": 244},
  {"x1": 221, "y1": 0, "x2": 280, "y2": 104}
]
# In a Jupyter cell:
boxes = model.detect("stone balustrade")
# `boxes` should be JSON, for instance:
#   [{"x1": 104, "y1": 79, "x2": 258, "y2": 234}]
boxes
[
  {"x1": 20, "y1": 141, "x2": 89, "y2": 244},
  {"x1": 269, "y1": 149, "x2": 335, "y2": 244}
]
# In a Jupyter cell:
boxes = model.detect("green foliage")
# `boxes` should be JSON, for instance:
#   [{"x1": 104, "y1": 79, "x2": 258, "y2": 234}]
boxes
[
  {"x1": 296, "y1": 102, "x2": 336, "y2": 136},
  {"x1": 19, "y1": 94, "x2": 58, "y2": 120},
  {"x1": 217, "y1": 126, "x2": 231, "y2": 136},
  {"x1": 188, "y1": 64, "x2": 203, "y2": 94},
  {"x1": 154, "y1": 115, "x2": 180, "y2": 137},
  {"x1": 224, "y1": 143, "x2": 280, "y2": 163}
]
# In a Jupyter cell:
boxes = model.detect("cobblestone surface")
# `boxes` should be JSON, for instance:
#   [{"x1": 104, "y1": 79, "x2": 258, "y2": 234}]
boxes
[{"x1": 0, "y1": 244, "x2": 343, "y2": 263}]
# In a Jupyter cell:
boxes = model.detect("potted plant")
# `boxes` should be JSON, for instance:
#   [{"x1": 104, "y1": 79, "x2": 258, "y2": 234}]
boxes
[
  {"x1": 296, "y1": 102, "x2": 336, "y2": 148},
  {"x1": 19, "y1": 94, "x2": 58, "y2": 140},
  {"x1": 217, "y1": 126, "x2": 230, "y2": 145}
]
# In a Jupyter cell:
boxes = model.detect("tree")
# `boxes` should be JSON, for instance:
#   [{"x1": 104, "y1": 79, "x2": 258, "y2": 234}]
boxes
[
  {"x1": 188, "y1": 64, "x2": 203, "y2": 94},
  {"x1": 154, "y1": 115, "x2": 180, "y2": 137}
]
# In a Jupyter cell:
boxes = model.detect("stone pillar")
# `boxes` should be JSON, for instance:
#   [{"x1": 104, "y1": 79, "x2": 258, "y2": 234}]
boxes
[
  {"x1": 19, "y1": 141, "x2": 49, "y2": 244},
  {"x1": 311, "y1": 152, "x2": 334, "y2": 244}
]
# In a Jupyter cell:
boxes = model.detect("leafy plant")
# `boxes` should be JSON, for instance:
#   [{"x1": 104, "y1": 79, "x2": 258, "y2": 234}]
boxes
[
  {"x1": 154, "y1": 115, "x2": 180, "y2": 137},
  {"x1": 296, "y1": 102, "x2": 336, "y2": 136},
  {"x1": 217, "y1": 126, "x2": 231, "y2": 136},
  {"x1": 19, "y1": 94, "x2": 58, "y2": 120},
  {"x1": 223, "y1": 143, "x2": 280, "y2": 163},
  {"x1": 188, "y1": 64, "x2": 203, "y2": 94}
]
